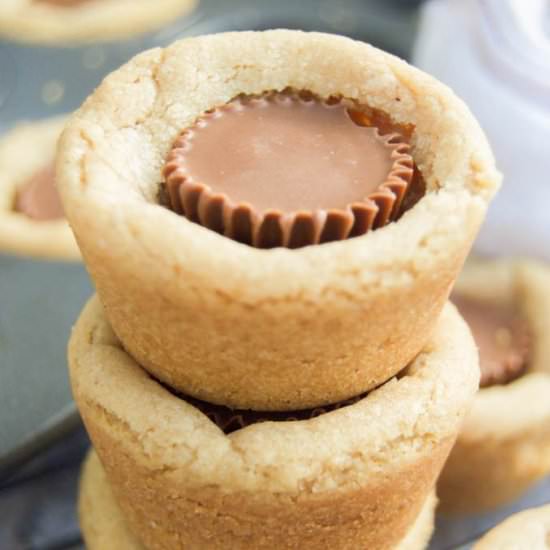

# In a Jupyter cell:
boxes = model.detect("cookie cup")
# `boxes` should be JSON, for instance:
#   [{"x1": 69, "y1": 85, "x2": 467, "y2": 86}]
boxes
[
  {"x1": 79, "y1": 451, "x2": 144, "y2": 550},
  {"x1": 69, "y1": 296, "x2": 478, "y2": 550},
  {"x1": 58, "y1": 30, "x2": 499, "y2": 410},
  {"x1": 79, "y1": 450, "x2": 438, "y2": 550},
  {"x1": 0, "y1": 117, "x2": 79, "y2": 261},
  {"x1": 438, "y1": 259, "x2": 550, "y2": 514},
  {"x1": 473, "y1": 504, "x2": 550, "y2": 550},
  {"x1": 0, "y1": 0, "x2": 196, "y2": 45}
]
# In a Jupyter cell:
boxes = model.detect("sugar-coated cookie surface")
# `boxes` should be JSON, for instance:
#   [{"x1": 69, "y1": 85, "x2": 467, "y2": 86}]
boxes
[
  {"x1": 58, "y1": 30, "x2": 500, "y2": 410},
  {"x1": 0, "y1": 117, "x2": 79, "y2": 260},
  {"x1": 0, "y1": 0, "x2": 196, "y2": 44},
  {"x1": 70, "y1": 295, "x2": 478, "y2": 549},
  {"x1": 438, "y1": 258, "x2": 550, "y2": 515}
]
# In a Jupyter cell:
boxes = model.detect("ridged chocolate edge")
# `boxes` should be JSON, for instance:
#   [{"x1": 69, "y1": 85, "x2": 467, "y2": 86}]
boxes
[{"x1": 163, "y1": 94, "x2": 415, "y2": 248}]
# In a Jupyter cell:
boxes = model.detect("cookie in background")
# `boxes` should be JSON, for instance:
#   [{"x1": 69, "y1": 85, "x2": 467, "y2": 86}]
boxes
[
  {"x1": 0, "y1": 0, "x2": 197, "y2": 45},
  {"x1": 0, "y1": 116, "x2": 79, "y2": 260},
  {"x1": 473, "y1": 503, "x2": 550, "y2": 550},
  {"x1": 439, "y1": 257, "x2": 550, "y2": 514}
]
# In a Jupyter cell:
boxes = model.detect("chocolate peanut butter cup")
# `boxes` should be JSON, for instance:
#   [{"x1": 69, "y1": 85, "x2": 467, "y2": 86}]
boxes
[
  {"x1": 14, "y1": 162, "x2": 65, "y2": 221},
  {"x1": 452, "y1": 294, "x2": 530, "y2": 387},
  {"x1": 163, "y1": 92, "x2": 413, "y2": 248},
  {"x1": 438, "y1": 258, "x2": 550, "y2": 515},
  {"x1": 57, "y1": 30, "x2": 500, "y2": 410},
  {"x1": 0, "y1": 117, "x2": 78, "y2": 260}
]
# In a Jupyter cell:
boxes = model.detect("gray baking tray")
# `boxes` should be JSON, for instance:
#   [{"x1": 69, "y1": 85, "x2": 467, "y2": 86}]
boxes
[{"x1": 0, "y1": 254, "x2": 91, "y2": 475}]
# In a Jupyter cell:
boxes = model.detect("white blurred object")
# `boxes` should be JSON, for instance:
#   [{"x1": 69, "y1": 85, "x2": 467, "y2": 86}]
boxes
[{"x1": 414, "y1": 0, "x2": 550, "y2": 261}]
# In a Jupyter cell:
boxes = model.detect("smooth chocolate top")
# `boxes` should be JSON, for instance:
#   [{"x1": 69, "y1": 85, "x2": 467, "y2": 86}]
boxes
[
  {"x1": 453, "y1": 294, "x2": 531, "y2": 387},
  {"x1": 14, "y1": 162, "x2": 64, "y2": 221},
  {"x1": 182, "y1": 96, "x2": 395, "y2": 212}
]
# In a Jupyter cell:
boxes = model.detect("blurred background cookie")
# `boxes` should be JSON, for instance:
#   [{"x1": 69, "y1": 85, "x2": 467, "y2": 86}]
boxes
[
  {"x1": 0, "y1": 0, "x2": 197, "y2": 44},
  {"x1": 0, "y1": 116, "x2": 77, "y2": 259},
  {"x1": 473, "y1": 503, "x2": 550, "y2": 550},
  {"x1": 438, "y1": 258, "x2": 550, "y2": 515}
]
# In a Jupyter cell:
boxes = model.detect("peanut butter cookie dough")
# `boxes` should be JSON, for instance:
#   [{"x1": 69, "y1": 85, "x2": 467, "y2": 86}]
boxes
[
  {"x1": 0, "y1": 0, "x2": 197, "y2": 44},
  {"x1": 473, "y1": 504, "x2": 550, "y2": 550},
  {"x1": 58, "y1": 30, "x2": 500, "y2": 410},
  {"x1": 69, "y1": 296, "x2": 478, "y2": 550},
  {"x1": 0, "y1": 117, "x2": 79, "y2": 260},
  {"x1": 79, "y1": 450, "x2": 438, "y2": 550},
  {"x1": 438, "y1": 258, "x2": 550, "y2": 514}
]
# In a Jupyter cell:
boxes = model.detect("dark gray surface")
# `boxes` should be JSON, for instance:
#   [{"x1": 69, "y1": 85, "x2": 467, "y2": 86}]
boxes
[
  {"x1": 0, "y1": 426, "x2": 89, "y2": 550},
  {"x1": 0, "y1": 254, "x2": 92, "y2": 475}
]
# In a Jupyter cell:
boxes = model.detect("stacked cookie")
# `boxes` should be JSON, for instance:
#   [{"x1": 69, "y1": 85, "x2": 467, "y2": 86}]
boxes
[{"x1": 58, "y1": 30, "x2": 500, "y2": 549}]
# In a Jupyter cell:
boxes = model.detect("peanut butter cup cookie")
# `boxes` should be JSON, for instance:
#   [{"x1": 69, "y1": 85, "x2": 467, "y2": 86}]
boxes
[
  {"x1": 69, "y1": 296, "x2": 478, "y2": 550},
  {"x1": 438, "y1": 258, "x2": 550, "y2": 514},
  {"x1": 58, "y1": 30, "x2": 500, "y2": 410},
  {"x1": 473, "y1": 504, "x2": 550, "y2": 550},
  {"x1": 0, "y1": 117, "x2": 79, "y2": 260},
  {"x1": 0, "y1": 0, "x2": 197, "y2": 44},
  {"x1": 79, "y1": 450, "x2": 438, "y2": 550}
]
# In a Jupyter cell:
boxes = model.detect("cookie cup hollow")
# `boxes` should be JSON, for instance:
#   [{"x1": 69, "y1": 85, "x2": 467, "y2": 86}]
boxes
[
  {"x1": 0, "y1": 117, "x2": 79, "y2": 261},
  {"x1": 69, "y1": 296, "x2": 479, "y2": 550},
  {"x1": 58, "y1": 30, "x2": 499, "y2": 410},
  {"x1": 473, "y1": 504, "x2": 550, "y2": 550},
  {"x1": 78, "y1": 449, "x2": 438, "y2": 550},
  {"x1": 438, "y1": 258, "x2": 550, "y2": 515}
]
